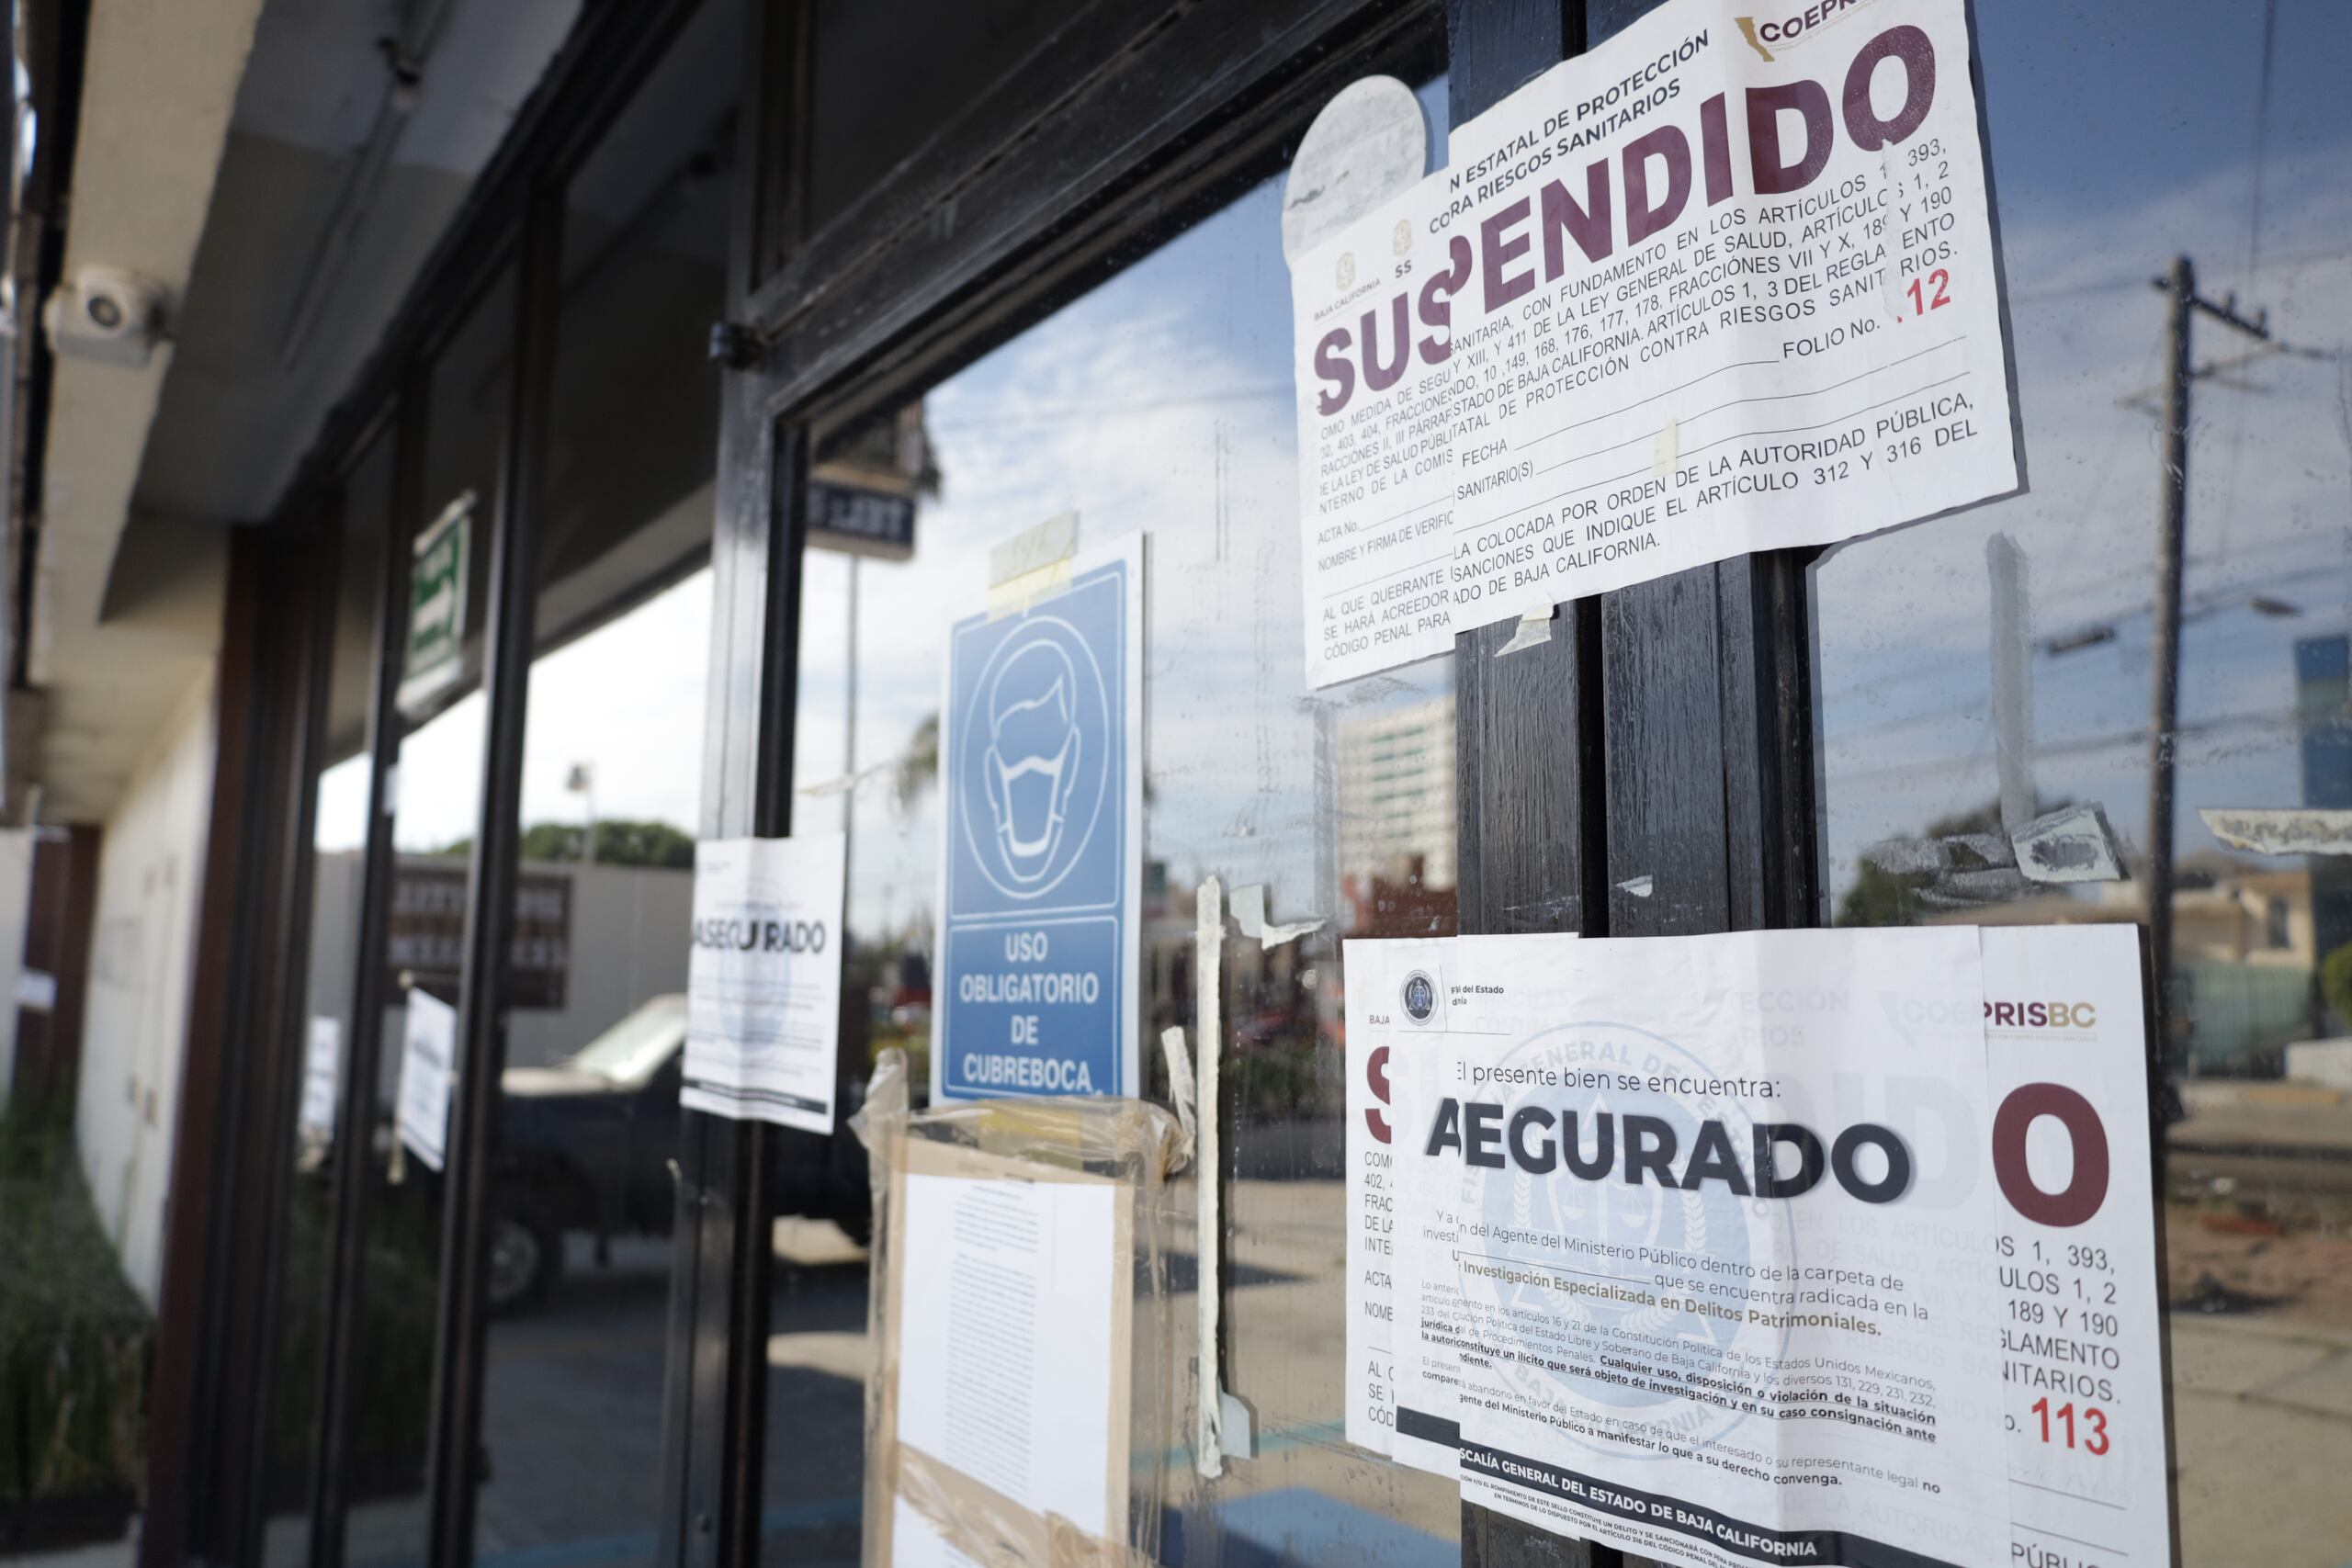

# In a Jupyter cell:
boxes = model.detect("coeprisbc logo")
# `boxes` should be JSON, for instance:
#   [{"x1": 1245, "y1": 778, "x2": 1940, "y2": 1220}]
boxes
[
  {"x1": 1401, "y1": 970, "x2": 1438, "y2": 1024},
  {"x1": 690, "y1": 916, "x2": 827, "y2": 954},
  {"x1": 1986, "y1": 999, "x2": 2097, "y2": 1030},
  {"x1": 1424, "y1": 1100, "x2": 1912, "y2": 1203},
  {"x1": 1734, "y1": 0, "x2": 1873, "y2": 62}
]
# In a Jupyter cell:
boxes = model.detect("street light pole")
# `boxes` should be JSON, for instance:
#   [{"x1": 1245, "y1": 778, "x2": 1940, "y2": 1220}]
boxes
[{"x1": 566, "y1": 760, "x2": 598, "y2": 864}]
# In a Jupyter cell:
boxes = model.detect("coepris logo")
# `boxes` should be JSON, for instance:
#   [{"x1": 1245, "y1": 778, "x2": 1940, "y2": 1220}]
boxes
[
  {"x1": 1733, "y1": 0, "x2": 1882, "y2": 62},
  {"x1": 1402, "y1": 969, "x2": 1438, "y2": 1024},
  {"x1": 1985, "y1": 998, "x2": 2097, "y2": 1031}
]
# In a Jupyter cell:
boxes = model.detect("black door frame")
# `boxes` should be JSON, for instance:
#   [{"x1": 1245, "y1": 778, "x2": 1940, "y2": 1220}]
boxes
[{"x1": 1448, "y1": 5, "x2": 1818, "y2": 1566}]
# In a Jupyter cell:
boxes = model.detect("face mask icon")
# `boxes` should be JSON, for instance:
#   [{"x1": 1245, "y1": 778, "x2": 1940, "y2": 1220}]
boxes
[{"x1": 981, "y1": 639, "x2": 1086, "y2": 885}]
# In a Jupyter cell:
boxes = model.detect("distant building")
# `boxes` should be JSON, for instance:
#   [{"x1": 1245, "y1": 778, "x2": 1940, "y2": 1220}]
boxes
[
  {"x1": 1335, "y1": 694, "x2": 1457, "y2": 894},
  {"x1": 1943, "y1": 856, "x2": 2324, "y2": 1073},
  {"x1": 1342, "y1": 856, "x2": 1458, "y2": 941}
]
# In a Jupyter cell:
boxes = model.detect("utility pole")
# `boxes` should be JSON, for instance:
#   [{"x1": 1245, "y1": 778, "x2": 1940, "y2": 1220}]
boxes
[
  {"x1": 1987, "y1": 533, "x2": 2035, "y2": 833},
  {"x1": 2144, "y1": 254, "x2": 2271, "y2": 1065}
]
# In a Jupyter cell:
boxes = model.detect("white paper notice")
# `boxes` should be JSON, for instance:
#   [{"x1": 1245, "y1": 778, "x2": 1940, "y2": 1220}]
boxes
[
  {"x1": 1408, "y1": 929, "x2": 2014, "y2": 1567},
  {"x1": 1293, "y1": 0, "x2": 2020, "y2": 687},
  {"x1": 1344, "y1": 937, "x2": 1451, "y2": 1455},
  {"x1": 1980, "y1": 926, "x2": 2172, "y2": 1567},
  {"x1": 895, "y1": 1172, "x2": 1119, "y2": 1537},
  {"x1": 299, "y1": 1016, "x2": 342, "y2": 1145},
  {"x1": 395, "y1": 988, "x2": 456, "y2": 1172},
  {"x1": 1349, "y1": 935, "x2": 1578, "y2": 1468},
  {"x1": 682, "y1": 833, "x2": 848, "y2": 1134}
]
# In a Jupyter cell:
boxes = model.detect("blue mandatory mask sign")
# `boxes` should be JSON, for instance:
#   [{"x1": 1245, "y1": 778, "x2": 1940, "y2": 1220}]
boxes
[{"x1": 933, "y1": 534, "x2": 1143, "y2": 1100}]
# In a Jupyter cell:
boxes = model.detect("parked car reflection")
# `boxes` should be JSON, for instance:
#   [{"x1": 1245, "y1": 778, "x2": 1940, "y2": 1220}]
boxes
[{"x1": 491, "y1": 994, "x2": 871, "y2": 1310}]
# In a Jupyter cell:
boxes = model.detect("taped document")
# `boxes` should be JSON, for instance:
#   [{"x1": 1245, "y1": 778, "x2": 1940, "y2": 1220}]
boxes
[
  {"x1": 682, "y1": 833, "x2": 848, "y2": 1132},
  {"x1": 1291, "y1": 0, "x2": 2023, "y2": 687},
  {"x1": 394, "y1": 987, "x2": 455, "y2": 1172},
  {"x1": 853, "y1": 1050, "x2": 1185, "y2": 1568}
]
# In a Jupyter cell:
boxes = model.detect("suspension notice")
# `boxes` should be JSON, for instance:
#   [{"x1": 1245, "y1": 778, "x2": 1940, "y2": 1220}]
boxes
[{"x1": 1291, "y1": 0, "x2": 2022, "y2": 687}]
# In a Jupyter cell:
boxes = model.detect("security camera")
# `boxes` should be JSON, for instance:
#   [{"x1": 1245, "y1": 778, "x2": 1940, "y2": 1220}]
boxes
[{"x1": 43, "y1": 265, "x2": 166, "y2": 367}]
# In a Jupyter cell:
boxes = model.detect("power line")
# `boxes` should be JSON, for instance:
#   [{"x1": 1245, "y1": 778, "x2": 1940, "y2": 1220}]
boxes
[
  {"x1": 1824, "y1": 614, "x2": 2324, "y2": 745},
  {"x1": 2245, "y1": 0, "x2": 2279, "y2": 289},
  {"x1": 2003, "y1": 241, "x2": 2352, "y2": 305},
  {"x1": 1816, "y1": 552, "x2": 2346, "y2": 705},
  {"x1": 1825, "y1": 707, "x2": 2301, "y2": 789}
]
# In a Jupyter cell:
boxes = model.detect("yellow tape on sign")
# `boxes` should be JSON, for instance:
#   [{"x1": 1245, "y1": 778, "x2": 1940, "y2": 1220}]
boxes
[{"x1": 988, "y1": 511, "x2": 1080, "y2": 619}]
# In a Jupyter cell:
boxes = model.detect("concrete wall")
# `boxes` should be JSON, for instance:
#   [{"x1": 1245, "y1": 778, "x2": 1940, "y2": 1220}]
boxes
[{"x1": 74, "y1": 671, "x2": 215, "y2": 1308}]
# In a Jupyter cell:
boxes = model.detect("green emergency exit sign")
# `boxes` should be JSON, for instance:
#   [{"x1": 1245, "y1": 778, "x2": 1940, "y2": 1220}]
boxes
[{"x1": 399, "y1": 491, "x2": 471, "y2": 714}]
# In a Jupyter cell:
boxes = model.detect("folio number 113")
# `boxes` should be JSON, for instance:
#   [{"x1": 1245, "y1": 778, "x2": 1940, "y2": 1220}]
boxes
[
  {"x1": 2030, "y1": 1397, "x2": 2110, "y2": 1455},
  {"x1": 1905, "y1": 268, "x2": 1952, "y2": 317}
]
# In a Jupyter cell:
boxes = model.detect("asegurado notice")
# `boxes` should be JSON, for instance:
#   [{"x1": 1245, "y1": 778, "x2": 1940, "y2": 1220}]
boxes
[{"x1": 1292, "y1": 0, "x2": 2022, "y2": 686}]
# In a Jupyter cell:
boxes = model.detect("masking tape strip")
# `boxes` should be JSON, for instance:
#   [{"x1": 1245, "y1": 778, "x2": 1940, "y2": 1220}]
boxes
[
  {"x1": 1159, "y1": 1026, "x2": 1197, "y2": 1160},
  {"x1": 989, "y1": 510, "x2": 1080, "y2": 620},
  {"x1": 2013, "y1": 803, "x2": 2127, "y2": 884},
  {"x1": 1652, "y1": 415, "x2": 1679, "y2": 479},
  {"x1": 898, "y1": 1438, "x2": 1158, "y2": 1568},
  {"x1": 797, "y1": 760, "x2": 891, "y2": 797},
  {"x1": 2199, "y1": 807, "x2": 2352, "y2": 859},
  {"x1": 1231, "y1": 883, "x2": 1323, "y2": 950},
  {"x1": 1496, "y1": 606, "x2": 1554, "y2": 658},
  {"x1": 1194, "y1": 875, "x2": 1224, "y2": 1479}
]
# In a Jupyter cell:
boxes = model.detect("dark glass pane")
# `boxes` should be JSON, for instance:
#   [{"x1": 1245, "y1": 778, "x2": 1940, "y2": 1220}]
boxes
[
  {"x1": 340, "y1": 259, "x2": 514, "y2": 1568},
  {"x1": 258, "y1": 429, "x2": 394, "y2": 1567},
  {"x1": 1809, "y1": 5, "x2": 2352, "y2": 1560}
]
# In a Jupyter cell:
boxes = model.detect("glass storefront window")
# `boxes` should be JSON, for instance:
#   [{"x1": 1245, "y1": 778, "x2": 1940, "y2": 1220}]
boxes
[
  {"x1": 1811, "y1": 4, "x2": 2352, "y2": 1560},
  {"x1": 258, "y1": 429, "x2": 394, "y2": 1567},
  {"x1": 770, "y1": 71, "x2": 1464, "y2": 1567},
  {"x1": 470, "y1": 1, "x2": 735, "y2": 1559},
  {"x1": 339, "y1": 258, "x2": 514, "y2": 1568}
]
